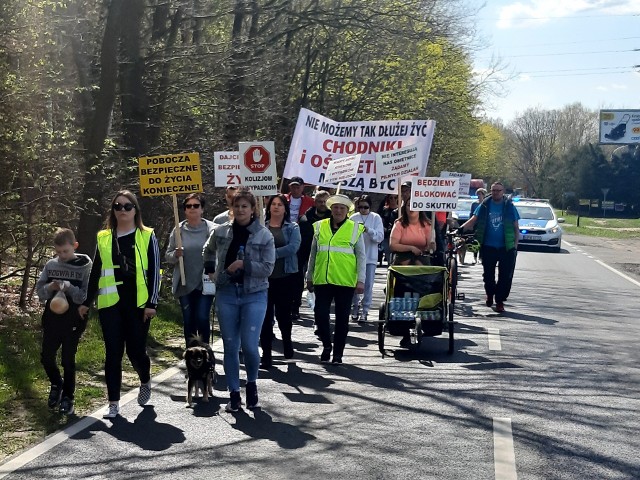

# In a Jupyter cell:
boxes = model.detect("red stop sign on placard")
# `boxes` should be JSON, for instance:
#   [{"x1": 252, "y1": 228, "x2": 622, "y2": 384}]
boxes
[{"x1": 243, "y1": 145, "x2": 271, "y2": 174}]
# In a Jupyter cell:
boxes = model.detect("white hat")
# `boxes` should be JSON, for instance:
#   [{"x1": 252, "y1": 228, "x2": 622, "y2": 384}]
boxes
[{"x1": 326, "y1": 194, "x2": 354, "y2": 210}]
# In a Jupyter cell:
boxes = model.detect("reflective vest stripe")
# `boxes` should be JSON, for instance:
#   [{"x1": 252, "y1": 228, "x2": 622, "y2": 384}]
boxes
[
  {"x1": 101, "y1": 268, "x2": 115, "y2": 277},
  {"x1": 98, "y1": 285, "x2": 119, "y2": 296},
  {"x1": 317, "y1": 246, "x2": 355, "y2": 254}
]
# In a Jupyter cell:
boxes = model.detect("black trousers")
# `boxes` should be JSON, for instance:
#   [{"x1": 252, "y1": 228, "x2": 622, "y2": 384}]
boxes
[
  {"x1": 99, "y1": 304, "x2": 151, "y2": 402},
  {"x1": 314, "y1": 284, "x2": 355, "y2": 358},
  {"x1": 261, "y1": 275, "x2": 296, "y2": 354},
  {"x1": 481, "y1": 246, "x2": 517, "y2": 303},
  {"x1": 40, "y1": 307, "x2": 86, "y2": 399},
  {"x1": 290, "y1": 269, "x2": 305, "y2": 312}
]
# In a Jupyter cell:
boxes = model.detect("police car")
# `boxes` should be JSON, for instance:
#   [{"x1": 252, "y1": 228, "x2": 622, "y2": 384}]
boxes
[{"x1": 513, "y1": 199, "x2": 564, "y2": 252}]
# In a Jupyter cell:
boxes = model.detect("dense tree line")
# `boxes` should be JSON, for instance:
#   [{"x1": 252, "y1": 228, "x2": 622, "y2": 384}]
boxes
[{"x1": 2, "y1": 0, "x2": 496, "y2": 308}]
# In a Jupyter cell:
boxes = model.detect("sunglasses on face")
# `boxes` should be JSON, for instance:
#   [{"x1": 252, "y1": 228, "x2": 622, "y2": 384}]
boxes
[
  {"x1": 112, "y1": 202, "x2": 135, "y2": 212},
  {"x1": 184, "y1": 203, "x2": 201, "y2": 209},
  {"x1": 359, "y1": 205, "x2": 370, "y2": 210}
]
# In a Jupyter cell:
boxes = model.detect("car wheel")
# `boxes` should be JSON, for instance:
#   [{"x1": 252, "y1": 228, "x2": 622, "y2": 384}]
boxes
[{"x1": 553, "y1": 242, "x2": 561, "y2": 253}]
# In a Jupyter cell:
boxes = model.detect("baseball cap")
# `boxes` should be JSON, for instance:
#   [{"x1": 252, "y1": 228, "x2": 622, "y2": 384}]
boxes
[
  {"x1": 326, "y1": 194, "x2": 354, "y2": 210},
  {"x1": 289, "y1": 176, "x2": 304, "y2": 186},
  {"x1": 401, "y1": 180, "x2": 413, "y2": 188}
]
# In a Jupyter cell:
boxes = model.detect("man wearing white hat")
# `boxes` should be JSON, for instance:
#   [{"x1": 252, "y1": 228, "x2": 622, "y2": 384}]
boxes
[{"x1": 306, "y1": 194, "x2": 366, "y2": 364}]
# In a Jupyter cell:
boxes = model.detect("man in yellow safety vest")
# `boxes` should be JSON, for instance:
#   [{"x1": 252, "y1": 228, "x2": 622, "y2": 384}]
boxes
[{"x1": 306, "y1": 194, "x2": 366, "y2": 364}]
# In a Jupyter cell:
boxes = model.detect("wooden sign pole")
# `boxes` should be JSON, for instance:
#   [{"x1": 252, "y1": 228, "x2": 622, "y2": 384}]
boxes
[{"x1": 172, "y1": 194, "x2": 186, "y2": 286}]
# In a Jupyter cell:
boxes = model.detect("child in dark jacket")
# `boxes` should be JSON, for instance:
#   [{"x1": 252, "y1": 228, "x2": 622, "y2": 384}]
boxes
[{"x1": 36, "y1": 228, "x2": 92, "y2": 415}]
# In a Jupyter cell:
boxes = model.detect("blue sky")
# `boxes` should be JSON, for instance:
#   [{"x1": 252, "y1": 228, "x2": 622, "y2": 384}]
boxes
[{"x1": 473, "y1": 0, "x2": 640, "y2": 123}]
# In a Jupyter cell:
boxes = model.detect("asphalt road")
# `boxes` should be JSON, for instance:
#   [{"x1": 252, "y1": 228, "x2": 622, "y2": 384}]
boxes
[{"x1": 2, "y1": 239, "x2": 639, "y2": 479}]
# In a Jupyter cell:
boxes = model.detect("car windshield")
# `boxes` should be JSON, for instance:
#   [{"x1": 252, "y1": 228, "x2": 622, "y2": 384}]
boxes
[
  {"x1": 515, "y1": 205, "x2": 554, "y2": 220},
  {"x1": 456, "y1": 199, "x2": 475, "y2": 211}
]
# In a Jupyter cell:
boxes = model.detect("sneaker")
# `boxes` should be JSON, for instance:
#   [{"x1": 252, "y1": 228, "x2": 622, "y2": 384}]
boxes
[
  {"x1": 331, "y1": 356, "x2": 343, "y2": 365},
  {"x1": 47, "y1": 384, "x2": 63, "y2": 409},
  {"x1": 225, "y1": 391, "x2": 242, "y2": 412},
  {"x1": 103, "y1": 403, "x2": 119, "y2": 419},
  {"x1": 138, "y1": 382, "x2": 151, "y2": 406},
  {"x1": 358, "y1": 312, "x2": 368, "y2": 324},
  {"x1": 246, "y1": 382, "x2": 259, "y2": 409},
  {"x1": 496, "y1": 302, "x2": 505, "y2": 313},
  {"x1": 59, "y1": 397, "x2": 74, "y2": 415},
  {"x1": 485, "y1": 295, "x2": 494, "y2": 307},
  {"x1": 320, "y1": 347, "x2": 331, "y2": 363}
]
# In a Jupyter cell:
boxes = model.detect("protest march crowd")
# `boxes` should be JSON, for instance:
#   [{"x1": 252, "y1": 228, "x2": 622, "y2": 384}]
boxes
[
  {"x1": 36, "y1": 175, "x2": 519, "y2": 418},
  {"x1": 35, "y1": 109, "x2": 519, "y2": 418}
]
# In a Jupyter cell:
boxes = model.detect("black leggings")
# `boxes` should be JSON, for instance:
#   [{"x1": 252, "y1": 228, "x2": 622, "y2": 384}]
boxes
[
  {"x1": 99, "y1": 304, "x2": 151, "y2": 402},
  {"x1": 261, "y1": 275, "x2": 296, "y2": 354}
]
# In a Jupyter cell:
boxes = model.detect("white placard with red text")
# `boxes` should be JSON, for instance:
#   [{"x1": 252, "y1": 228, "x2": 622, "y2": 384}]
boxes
[
  {"x1": 238, "y1": 142, "x2": 277, "y2": 195},
  {"x1": 283, "y1": 108, "x2": 435, "y2": 193},
  {"x1": 214, "y1": 151, "x2": 241, "y2": 187},
  {"x1": 410, "y1": 177, "x2": 459, "y2": 211}
]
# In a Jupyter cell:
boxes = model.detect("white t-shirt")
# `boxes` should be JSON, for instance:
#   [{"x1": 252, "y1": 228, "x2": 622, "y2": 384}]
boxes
[{"x1": 289, "y1": 197, "x2": 303, "y2": 222}]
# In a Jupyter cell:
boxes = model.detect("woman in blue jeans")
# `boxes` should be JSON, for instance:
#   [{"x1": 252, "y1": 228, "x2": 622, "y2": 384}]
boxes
[
  {"x1": 203, "y1": 188, "x2": 275, "y2": 412},
  {"x1": 166, "y1": 193, "x2": 215, "y2": 345}
]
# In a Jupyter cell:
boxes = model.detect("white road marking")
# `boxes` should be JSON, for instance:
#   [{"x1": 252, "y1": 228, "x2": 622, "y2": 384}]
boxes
[
  {"x1": 493, "y1": 417, "x2": 518, "y2": 480},
  {"x1": 564, "y1": 240, "x2": 640, "y2": 289},
  {"x1": 0, "y1": 366, "x2": 182, "y2": 478},
  {"x1": 488, "y1": 328, "x2": 502, "y2": 351}
]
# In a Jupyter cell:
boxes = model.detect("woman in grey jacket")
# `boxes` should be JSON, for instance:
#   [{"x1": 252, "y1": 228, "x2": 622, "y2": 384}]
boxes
[
  {"x1": 260, "y1": 194, "x2": 301, "y2": 369},
  {"x1": 203, "y1": 187, "x2": 275, "y2": 412},
  {"x1": 166, "y1": 193, "x2": 215, "y2": 345}
]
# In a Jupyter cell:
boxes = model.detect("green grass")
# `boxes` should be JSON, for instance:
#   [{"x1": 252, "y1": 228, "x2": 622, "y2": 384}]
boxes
[
  {"x1": 558, "y1": 212, "x2": 640, "y2": 239},
  {"x1": 0, "y1": 300, "x2": 185, "y2": 461}
]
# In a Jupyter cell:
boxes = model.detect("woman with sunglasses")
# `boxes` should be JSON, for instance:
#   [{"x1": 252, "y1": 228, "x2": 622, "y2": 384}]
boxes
[
  {"x1": 259, "y1": 194, "x2": 301, "y2": 369},
  {"x1": 203, "y1": 187, "x2": 275, "y2": 412},
  {"x1": 80, "y1": 190, "x2": 160, "y2": 419},
  {"x1": 349, "y1": 195, "x2": 384, "y2": 322},
  {"x1": 166, "y1": 193, "x2": 215, "y2": 345}
]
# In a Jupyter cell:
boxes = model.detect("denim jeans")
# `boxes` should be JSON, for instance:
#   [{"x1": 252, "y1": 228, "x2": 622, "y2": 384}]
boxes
[
  {"x1": 179, "y1": 289, "x2": 214, "y2": 345},
  {"x1": 215, "y1": 285, "x2": 267, "y2": 392},
  {"x1": 352, "y1": 263, "x2": 377, "y2": 315}
]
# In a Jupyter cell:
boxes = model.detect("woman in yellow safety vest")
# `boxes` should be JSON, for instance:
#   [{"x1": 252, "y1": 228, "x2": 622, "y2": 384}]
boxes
[
  {"x1": 80, "y1": 190, "x2": 160, "y2": 420},
  {"x1": 306, "y1": 194, "x2": 366, "y2": 365}
]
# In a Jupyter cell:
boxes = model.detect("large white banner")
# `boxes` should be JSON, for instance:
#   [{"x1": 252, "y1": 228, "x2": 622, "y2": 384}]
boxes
[{"x1": 284, "y1": 108, "x2": 436, "y2": 194}]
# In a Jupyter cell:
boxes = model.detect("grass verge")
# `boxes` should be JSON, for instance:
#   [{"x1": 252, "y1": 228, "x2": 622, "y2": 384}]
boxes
[
  {"x1": 0, "y1": 300, "x2": 185, "y2": 462},
  {"x1": 559, "y1": 213, "x2": 640, "y2": 239}
]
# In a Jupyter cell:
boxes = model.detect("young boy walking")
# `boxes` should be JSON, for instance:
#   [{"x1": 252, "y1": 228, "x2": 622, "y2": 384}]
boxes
[{"x1": 36, "y1": 228, "x2": 92, "y2": 415}]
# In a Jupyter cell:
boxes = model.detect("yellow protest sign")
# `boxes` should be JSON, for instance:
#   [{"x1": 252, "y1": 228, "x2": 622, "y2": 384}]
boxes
[{"x1": 138, "y1": 152, "x2": 203, "y2": 197}]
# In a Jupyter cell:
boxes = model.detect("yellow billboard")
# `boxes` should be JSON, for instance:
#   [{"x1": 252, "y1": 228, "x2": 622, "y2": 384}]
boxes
[{"x1": 138, "y1": 152, "x2": 203, "y2": 197}]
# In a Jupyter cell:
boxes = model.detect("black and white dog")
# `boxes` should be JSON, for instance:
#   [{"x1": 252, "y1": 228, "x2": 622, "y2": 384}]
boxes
[{"x1": 183, "y1": 337, "x2": 216, "y2": 407}]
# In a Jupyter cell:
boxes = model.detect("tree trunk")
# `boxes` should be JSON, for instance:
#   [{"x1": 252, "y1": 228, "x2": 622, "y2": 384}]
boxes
[{"x1": 76, "y1": 0, "x2": 123, "y2": 256}]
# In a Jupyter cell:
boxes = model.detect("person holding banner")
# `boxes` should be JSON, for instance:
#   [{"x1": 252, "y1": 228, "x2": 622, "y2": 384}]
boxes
[
  {"x1": 166, "y1": 193, "x2": 216, "y2": 345},
  {"x1": 350, "y1": 195, "x2": 384, "y2": 323},
  {"x1": 306, "y1": 194, "x2": 366, "y2": 364},
  {"x1": 284, "y1": 176, "x2": 314, "y2": 223},
  {"x1": 389, "y1": 202, "x2": 442, "y2": 266},
  {"x1": 460, "y1": 182, "x2": 519, "y2": 313},
  {"x1": 203, "y1": 187, "x2": 275, "y2": 412},
  {"x1": 259, "y1": 194, "x2": 301, "y2": 369},
  {"x1": 80, "y1": 190, "x2": 160, "y2": 419}
]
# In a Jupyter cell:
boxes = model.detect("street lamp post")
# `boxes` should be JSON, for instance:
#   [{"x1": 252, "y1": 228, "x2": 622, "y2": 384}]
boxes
[{"x1": 601, "y1": 188, "x2": 610, "y2": 218}]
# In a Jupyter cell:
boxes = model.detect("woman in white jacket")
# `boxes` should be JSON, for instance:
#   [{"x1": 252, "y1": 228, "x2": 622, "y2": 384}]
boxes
[{"x1": 349, "y1": 195, "x2": 384, "y2": 322}]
